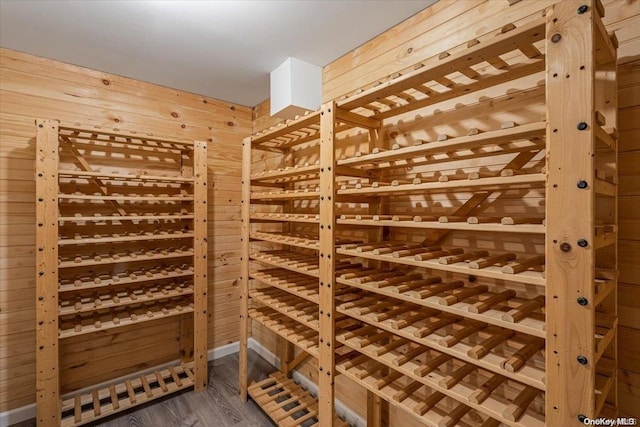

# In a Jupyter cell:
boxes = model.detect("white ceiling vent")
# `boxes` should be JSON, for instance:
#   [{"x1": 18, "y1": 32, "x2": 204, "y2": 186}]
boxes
[{"x1": 270, "y1": 57, "x2": 322, "y2": 119}]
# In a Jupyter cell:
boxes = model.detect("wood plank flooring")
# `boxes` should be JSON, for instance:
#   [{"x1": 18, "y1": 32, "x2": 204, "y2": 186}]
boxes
[{"x1": 12, "y1": 350, "x2": 277, "y2": 427}]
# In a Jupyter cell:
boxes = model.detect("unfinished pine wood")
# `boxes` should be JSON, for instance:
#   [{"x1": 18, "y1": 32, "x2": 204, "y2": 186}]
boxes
[
  {"x1": 193, "y1": 140, "x2": 208, "y2": 392},
  {"x1": 545, "y1": 2, "x2": 598, "y2": 425},
  {"x1": 35, "y1": 119, "x2": 61, "y2": 426},
  {"x1": 59, "y1": 362, "x2": 195, "y2": 427},
  {"x1": 35, "y1": 121, "x2": 208, "y2": 426},
  {"x1": 318, "y1": 101, "x2": 337, "y2": 427},
  {"x1": 247, "y1": 372, "x2": 349, "y2": 427}
]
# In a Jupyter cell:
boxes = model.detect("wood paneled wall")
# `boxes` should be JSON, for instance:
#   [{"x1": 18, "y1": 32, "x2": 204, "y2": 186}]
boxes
[
  {"x1": 617, "y1": 61, "x2": 640, "y2": 417},
  {"x1": 252, "y1": 0, "x2": 640, "y2": 420},
  {"x1": 0, "y1": 47, "x2": 252, "y2": 412}
]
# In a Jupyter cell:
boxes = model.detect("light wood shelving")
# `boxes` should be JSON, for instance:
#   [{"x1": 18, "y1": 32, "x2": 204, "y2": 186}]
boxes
[
  {"x1": 240, "y1": 1, "x2": 618, "y2": 425},
  {"x1": 36, "y1": 121, "x2": 208, "y2": 426}
]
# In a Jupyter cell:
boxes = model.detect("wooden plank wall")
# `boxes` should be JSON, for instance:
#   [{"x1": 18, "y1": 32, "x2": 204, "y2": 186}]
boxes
[
  {"x1": 618, "y1": 61, "x2": 640, "y2": 417},
  {"x1": 252, "y1": 0, "x2": 640, "y2": 421},
  {"x1": 0, "y1": 47, "x2": 252, "y2": 413}
]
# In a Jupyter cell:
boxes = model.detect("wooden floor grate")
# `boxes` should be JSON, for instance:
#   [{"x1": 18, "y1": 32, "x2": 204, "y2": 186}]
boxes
[
  {"x1": 60, "y1": 362, "x2": 195, "y2": 427},
  {"x1": 248, "y1": 372, "x2": 349, "y2": 427}
]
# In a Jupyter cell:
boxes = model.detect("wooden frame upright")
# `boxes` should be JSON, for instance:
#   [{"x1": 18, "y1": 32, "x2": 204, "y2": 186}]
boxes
[{"x1": 546, "y1": 1, "x2": 619, "y2": 424}]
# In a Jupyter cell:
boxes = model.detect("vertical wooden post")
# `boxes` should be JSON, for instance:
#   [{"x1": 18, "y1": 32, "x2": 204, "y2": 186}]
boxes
[
  {"x1": 35, "y1": 119, "x2": 60, "y2": 426},
  {"x1": 193, "y1": 140, "x2": 209, "y2": 391},
  {"x1": 546, "y1": 1, "x2": 596, "y2": 424},
  {"x1": 318, "y1": 101, "x2": 336, "y2": 426},
  {"x1": 239, "y1": 136, "x2": 252, "y2": 401},
  {"x1": 279, "y1": 148, "x2": 295, "y2": 375},
  {"x1": 367, "y1": 125, "x2": 386, "y2": 427}
]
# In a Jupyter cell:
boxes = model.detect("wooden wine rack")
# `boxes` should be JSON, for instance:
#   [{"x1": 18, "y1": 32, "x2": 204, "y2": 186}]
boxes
[
  {"x1": 35, "y1": 121, "x2": 208, "y2": 426},
  {"x1": 240, "y1": 1, "x2": 618, "y2": 426}
]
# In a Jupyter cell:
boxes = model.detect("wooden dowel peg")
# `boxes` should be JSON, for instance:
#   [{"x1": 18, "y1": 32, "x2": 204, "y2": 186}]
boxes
[
  {"x1": 438, "y1": 363, "x2": 476, "y2": 389},
  {"x1": 434, "y1": 285, "x2": 489, "y2": 306},
  {"x1": 469, "y1": 253, "x2": 516, "y2": 269},
  {"x1": 413, "y1": 391, "x2": 446, "y2": 416},
  {"x1": 467, "y1": 330, "x2": 514, "y2": 359},
  {"x1": 503, "y1": 387, "x2": 540, "y2": 422},
  {"x1": 439, "y1": 402, "x2": 472, "y2": 427},
  {"x1": 439, "y1": 250, "x2": 488, "y2": 265},
  {"x1": 502, "y1": 295, "x2": 545, "y2": 323},
  {"x1": 415, "y1": 248, "x2": 464, "y2": 261},
  {"x1": 468, "y1": 374, "x2": 507, "y2": 404},
  {"x1": 439, "y1": 322, "x2": 485, "y2": 347},
  {"x1": 414, "y1": 353, "x2": 451, "y2": 377},
  {"x1": 502, "y1": 337, "x2": 545, "y2": 372},
  {"x1": 392, "y1": 346, "x2": 427, "y2": 367},
  {"x1": 468, "y1": 289, "x2": 516, "y2": 314},
  {"x1": 502, "y1": 255, "x2": 545, "y2": 274}
]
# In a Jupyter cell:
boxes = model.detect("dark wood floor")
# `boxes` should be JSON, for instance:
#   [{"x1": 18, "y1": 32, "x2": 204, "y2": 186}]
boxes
[{"x1": 13, "y1": 350, "x2": 277, "y2": 427}]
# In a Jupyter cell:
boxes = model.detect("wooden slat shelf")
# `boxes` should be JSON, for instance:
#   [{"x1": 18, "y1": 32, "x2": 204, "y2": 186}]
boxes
[
  {"x1": 337, "y1": 173, "x2": 545, "y2": 196},
  {"x1": 252, "y1": 111, "x2": 321, "y2": 148},
  {"x1": 60, "y1": 362, "x2": 195, "y2": 427},
  {"x1": 251, "y1": 269, "x2": 320, "y2": 304},
  {"x1": 58, "y1": 247, "x2": 193, "y2": 268},
  {"x1": 336, "y1": 351, "x2": 493, "y2": 427},
  {"x1": 249, "y1": 306, "x2": 320, "y2": 358},
  {"x1": 336, "y1": 267, "x2": 545, "y2": 338},
  {"x1": 251, "y1": 163, "x2": 320, "y2": 182},
  {"x1": 58, "y1": 265, "x2": 194, "y2": 293},
  {"x1": 58, "y1": 194, "x2": 193, "y2": 201},
  {"x1": 251, "y1": 250, "x2": 361, "y2": 279},
  {"x1": 337, "y1": 217, "x2": 545, "y2": 234},
  {"x1": 337, "y1": 295, "x2": 546, "y2": 390},
  {"x1": 59, "y1": 214, "x2": 194, "y2": 222},
  {"x1": 248, "y1": 372, "x2": 349, "y2": 427},
  {"x1": 594, "y1": 269, "x2": 617, "y2": 306},
  {"x1": 595, "y1": 358, "x2": 616, "y2": 417},
  {"x1": 251, "y1": 231, "x2": 320, "y2": 250},
  {"x1": 594, "y1": 124, "x2": 617, "y2": 151},
  {"x1": 250, "y1": 213, "x2": 320, "y2": 224},
  {"x1": 594, "y1": 314, "x2": 617, "y2": 365},
  {"x1": 594, "y1": 178, "x2": 616, "y2": 197},
  {"x1": 251, "y1": 250, "x2": 320, "y2": 277},
  {"x1": 58, "y1": 169, "x2": 194, "y2": 183},
  {"x1": 251, "y1": 287, "x2": 320, "y2": 331},
  {"x1": 336, "y1": 327, "x2": 545, "y2": 427},
  {"x1": 337, "y1": 122, "x2": 546, "y2": 168},
  {"x1": 251, "y1": 188, "x2": 320, "y2": 201},
  {"x1": 337, "y1": 18, "x2": 545, "y2": 116},
  {"x1": 250, "y1": 232, "x2": 360, "y2": 251},
  {"x1": 59, "y1": 126, "x2": 195, "y2": 148},
  {"x1": 59, "y1": 283, "x2": 194, "y2": 315},
  {"x1": 58, "y1": 230, "x2": 193, "y2": 245},
  {"x1": 337, "y1": 243, "x2": 545, "y2": 286},
  {"x1": 594, "y1": 225, "x2": 617, "y2": 250},
  {"x1": 58, "y1": 299, "x2": 194, "y2": 339}
]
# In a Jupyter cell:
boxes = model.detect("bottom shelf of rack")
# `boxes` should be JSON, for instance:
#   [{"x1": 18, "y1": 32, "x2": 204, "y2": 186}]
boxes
[
  {"x1": 335, "y1": 354, "x2": 499, "y2": 427},
  {"x1": 248, "y1": 372, "x2": 349, "y2": 427},
  {"x1": 61, "y1": 361, "x2": 195, "y2": 427}
]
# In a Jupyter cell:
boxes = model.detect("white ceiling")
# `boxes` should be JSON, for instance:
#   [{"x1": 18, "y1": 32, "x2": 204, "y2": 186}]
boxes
[{"x1": 0, "y1": 0, "x2": 436, "y2": 107}]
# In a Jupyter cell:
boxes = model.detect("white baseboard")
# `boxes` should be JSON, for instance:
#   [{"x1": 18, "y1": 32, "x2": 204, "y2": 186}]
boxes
[
  {"x1": 0, "y1": 403, "x2": 35, "y2": 427},
  {"x1": 248, "y1": 337, "x2": 280, "y2": 368},
  {"x1": 1, "y1": 339, "x2": 365, "y2": 427},
  {"x1": 208, "y1": 340, "x2": 239, "y2": 360}
]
